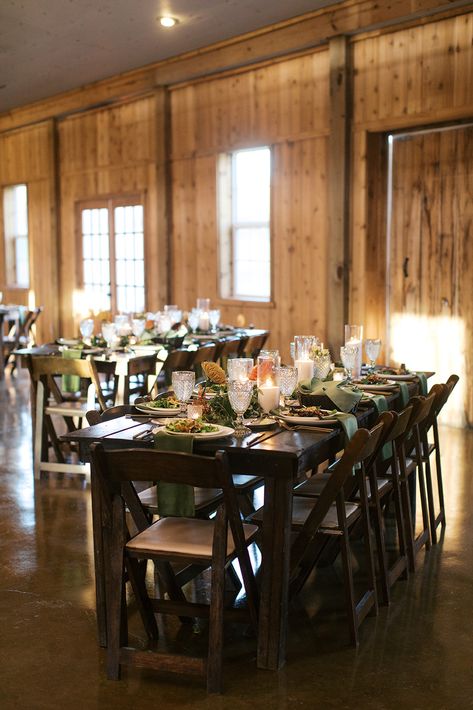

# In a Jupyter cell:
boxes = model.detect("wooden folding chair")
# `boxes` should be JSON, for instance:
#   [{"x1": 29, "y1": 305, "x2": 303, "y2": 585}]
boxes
[
  {"x1": 27, "y1": 355, "x2": 107, "y2": 479},
  {"x1": 90, "y1": 445, "x2": 259, "y2": 693},
  {"x1": 250, "y1": 423, "x2": 384, "y2": 646},
  {"x1": 3, "y1": 306, "x2": 43, "y2": 371},
  {"x1": 420, "y1": 374, "x2": 459, "y2": 544},
  {"x1": 398, "y1": 394, "x2": 437, "y2": 571},
  {"x1": 238, "y1": 331, "x2": 269, "y2": 359}
]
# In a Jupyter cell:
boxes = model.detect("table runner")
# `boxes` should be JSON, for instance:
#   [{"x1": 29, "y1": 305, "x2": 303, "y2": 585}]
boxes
[{"x1": 153, "y1": 431, "x2": 195, "y2": 517}]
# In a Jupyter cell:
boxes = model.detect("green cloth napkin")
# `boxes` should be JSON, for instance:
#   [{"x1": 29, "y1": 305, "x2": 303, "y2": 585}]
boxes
[
  {"x1": 332, "y1": 412, "x2": 358, "y2": 446},
  {"x1": 61, "y1": 348, "x2": 82, "y2": 393},
  {"x1": 415, "y1": 372, "x2": 428, "y2": 396},
  {"x1": 398, "y1": 382, "x2": 410, "y2": 408},
  {"x1": 365, "y1": 394, "x2": 393, "y2": 461},
  {"x1": 298, "y1": 378, "x2": 363, "y2": 413},
  {"x1": 153, "y1": 431, "x2": 195, "y2": 517}
]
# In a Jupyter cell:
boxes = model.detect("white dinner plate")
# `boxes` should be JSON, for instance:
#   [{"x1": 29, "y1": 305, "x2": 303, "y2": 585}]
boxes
[
  {"x1": 135, "y1": 402, "x2": 180, "y2": 416},
  {"x1": 165, "y1": 422, "x2": 235, "y2": 439},
  {"x1": 278, "y1": 413, "x2": 338, "y2": 426},
  {"x1": 376, "y1": 373, "x2": 417, "y2": 381},
  {"x1": 245, "y1": 417, "x2": 276, "y2": 430}
]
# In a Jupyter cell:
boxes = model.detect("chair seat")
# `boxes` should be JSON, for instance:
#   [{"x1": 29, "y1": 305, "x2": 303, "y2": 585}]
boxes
[
  {"x1": 126, "y1": 516, "x2": 258, "y2": 560},
  {"x1": 385, "y1": 457, "x2": 415, "y2": 477},
  {"x1": 354, "y1": 478, "x2": 391, "y2": 500},
  {"x1": 292, "y1": 498, "x2": 360, "y2": 530},
  {"x1": 232, "y1": 474, "x2": 263, "y2": 489},
  {"x1": 138, "y1": 486, "x2": 223, "y2": 515},
  {"x1": 294, "y1": 472, "x2": 331, "y2": 497},
  {"x1": 45, "y1": 401, "x2": 91, "y2": 417},
  {"x1": 249, "y1": 498, "x2": 359, "y2": 532}
]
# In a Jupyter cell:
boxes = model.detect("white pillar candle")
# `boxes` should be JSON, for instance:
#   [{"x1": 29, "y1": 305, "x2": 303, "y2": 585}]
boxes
[
  {"x1": 199, "y1": 313, "x2": 210, "y2": 331},
  {"x1": 295, "y1": 359, "x2": 314, "y2": 383},
  {"x1": 258, "y1": 383, "x2": 280, "y2": 412}
]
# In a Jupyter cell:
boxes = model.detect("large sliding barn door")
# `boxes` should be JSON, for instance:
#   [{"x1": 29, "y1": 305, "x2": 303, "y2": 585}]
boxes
[{"x1": 387, "y1": 124, "x2": 473, "y2": 426}]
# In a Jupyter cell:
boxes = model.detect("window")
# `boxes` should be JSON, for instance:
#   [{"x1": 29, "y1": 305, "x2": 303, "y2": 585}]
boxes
[
  {"x1": 218, "y1": 147, "x2": 271, "y2": 301},
  {"x1": 3, "y1": 184, "x2": 29, "y2": 287},
  {"x1": 79, "y1": 198, "x2": 145, "y2": 314}
]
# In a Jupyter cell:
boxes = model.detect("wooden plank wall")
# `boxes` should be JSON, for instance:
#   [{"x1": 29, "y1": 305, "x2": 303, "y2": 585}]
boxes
[
  {"x1": 57, "y1": 93, "x2": 168, "y2": 336},
  {"x1": 0, "y1": 121, "x2": 58, "y2": 343},
  {"x1": 351, "y1": 13, "x2": 473, "y2": 339},
  {"x1": 170, "y1": 51, "x2": 330, "y2": 358}
]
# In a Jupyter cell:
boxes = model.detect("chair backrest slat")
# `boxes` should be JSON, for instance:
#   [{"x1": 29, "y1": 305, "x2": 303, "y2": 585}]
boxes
[{"x1": 290, "y1": 423, "x2": 384, "y2": 570}]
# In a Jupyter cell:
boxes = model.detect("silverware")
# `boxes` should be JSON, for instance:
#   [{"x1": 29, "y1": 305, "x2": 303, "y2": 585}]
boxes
[
  {"x1": 133, "y1": 427, "x2": 154, "y2": 440},
  {"x1": 246, "y1": 429, "x2": 284, "y2": 447}
]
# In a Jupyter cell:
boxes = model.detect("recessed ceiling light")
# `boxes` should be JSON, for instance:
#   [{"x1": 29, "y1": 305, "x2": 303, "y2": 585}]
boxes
[{"x1": 159, "y1": 16, "x2": 178, "y2": 28}]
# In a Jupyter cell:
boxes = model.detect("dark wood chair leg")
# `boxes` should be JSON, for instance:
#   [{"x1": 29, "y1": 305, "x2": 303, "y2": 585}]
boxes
[
  {"x1": 207, "y1": 509, "x2": 226, "y2": 694},
  {"x1": 336, "y1": 494, "x2": 358, "y2": 647}
]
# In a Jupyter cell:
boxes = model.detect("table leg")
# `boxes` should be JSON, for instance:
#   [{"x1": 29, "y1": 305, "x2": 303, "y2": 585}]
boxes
[
  {"x1": 257, "y1": 474, "x2": 293, "y2": 670},
  {"x1": 90, "y1": 459, "x2": 108, "y2": 647}
]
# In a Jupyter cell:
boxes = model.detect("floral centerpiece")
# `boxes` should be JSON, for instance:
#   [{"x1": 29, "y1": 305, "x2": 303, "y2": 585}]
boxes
[{"x1": 198, "y1": 361, "x2": 262, "y2": 427}]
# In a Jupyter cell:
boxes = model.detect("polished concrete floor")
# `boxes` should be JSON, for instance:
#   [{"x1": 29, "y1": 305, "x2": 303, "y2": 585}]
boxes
[{"x1": 1, "y1": 371, "x2": 472, "y2": 709}]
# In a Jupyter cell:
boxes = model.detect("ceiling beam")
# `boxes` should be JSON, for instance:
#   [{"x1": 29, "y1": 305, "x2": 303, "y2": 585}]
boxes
[{"x1": 0, "y1": 0, "x2": 471, "y2": 132}]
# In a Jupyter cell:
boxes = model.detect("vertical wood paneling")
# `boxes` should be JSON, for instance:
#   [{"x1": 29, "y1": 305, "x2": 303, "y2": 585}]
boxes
[
  {"x1": 170, "y1": 51, "x2": 330, "y2": 360},
  {"x1": 388, "y1": 125, "x2": 473, "y2": 425},
  {"x1": 351, "y1": 12, "x2": 473, "y2": 399},
  {"x1": 0, "y1": 121, "x2": 58, "y2": 343},
  {"x1": 58, "y1": 95, "x2": 166, "y2": 335}
]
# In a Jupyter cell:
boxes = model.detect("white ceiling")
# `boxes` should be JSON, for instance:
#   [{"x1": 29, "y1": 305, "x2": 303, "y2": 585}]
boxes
[{"x1": 0, "y1": 0, "x2": 342, "y2": 113}]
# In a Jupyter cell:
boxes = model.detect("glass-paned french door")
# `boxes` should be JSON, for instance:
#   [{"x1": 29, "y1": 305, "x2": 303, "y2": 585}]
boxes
[{"x1": 79, "y1": 196, "x2": 145, "y2": 314}]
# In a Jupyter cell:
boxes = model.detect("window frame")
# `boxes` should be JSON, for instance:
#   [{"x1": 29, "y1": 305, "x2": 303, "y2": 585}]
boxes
[
  {"x1": 76, "y1": 193, "x2": 147, "y2": 315},
  {"x1": 1, "y1": 182, "x2": 30, "y2": 290},
  {"x1": 217, "y1": 146, "x2": 274, "y2": 306}
]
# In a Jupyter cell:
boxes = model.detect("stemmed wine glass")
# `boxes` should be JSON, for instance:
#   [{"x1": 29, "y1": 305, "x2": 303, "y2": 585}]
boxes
[
  {"x1": 365, "y1": 338, "x2": 382, "y2": 372},
  {"x1": 228, "y1": 379, "x2": 254, "y2": 438},
  {"x1": 187, "y1": 309, "x2": 200, "y2": 333},
  {"x1": 172, "y1": 371, "x2": 195, "y2": 416},
  {"x1": 209, "y1": 309, "x2": 220, "y2": 332},
  {"x1": 79, "y1": 318, "x2": 94, "y2": 344},
  {"x1": 101, "y1": 321, "x2": 117, "y2": 356},
  {"x1": 340, "y1": 344, "x2": 357, "y2": 382},
  {"x1": 278, "y1": 366, "x2": 298, "y2": 408},
  {"x1": 131, "y1": 318, "x2": 146, "y2": 341}
]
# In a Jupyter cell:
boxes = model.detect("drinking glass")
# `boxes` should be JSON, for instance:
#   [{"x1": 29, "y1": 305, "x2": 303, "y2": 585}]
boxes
[
  {"x1": 187, "y1": 309, "x2": 200, "y2": 333},
  {"x1": 259, "y1": 349, "x2": 281, "y2": 367},
  {"x1": 340, "y1": 344, "x2": 357, "y2": 382},
  {"x1": 278, "y1": 366, "x2": 298, "y2": 408},
  {"x1": 344, "y1": 324, "x2": 363, "y2": 379},
  {"x1": 228, "y1": 380, "x2": 254, "y2": 438},
  {"x1": 196, "y1": 298, "x2": 210, "y2": 312},
  {"x1": 79, "y1": 318, "x2": 94, "y2": 343},
  {"x1": 172, "y1": 370, "x2": 195, "y2": 415},
  {"x1": 131, "y1": 318, "x2": 146, "y2": 340},
  {"x1": 227, "y1": 358, "x2": 253, "y2": 382},
  {"x1": 312, "y1": 351, "x2": 331, "y2": 380},
  {"x1": 209, "y1": 309, "x2": 220, "y2": 332},
  {"x1": 101, "y1": 322, "x2": 117, "y2": 355},
  {"x1": 114, "y1": 314, "x2": 130, "y2": 336},
  {"x1": 365, "y1": 338, "x2": 382, "y2": 371}
]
